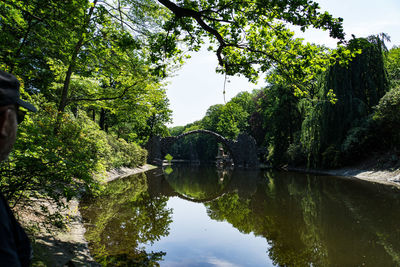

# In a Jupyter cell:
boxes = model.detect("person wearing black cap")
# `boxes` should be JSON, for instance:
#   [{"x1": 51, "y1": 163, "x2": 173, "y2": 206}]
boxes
[{"x1": 0, "y1": 70, "x2": 36, "y2": 266}]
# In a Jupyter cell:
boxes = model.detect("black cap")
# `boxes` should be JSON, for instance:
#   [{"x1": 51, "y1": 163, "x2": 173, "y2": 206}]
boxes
[{"x1": 0, "y1": 70, "x2": 37, "y2": 112}]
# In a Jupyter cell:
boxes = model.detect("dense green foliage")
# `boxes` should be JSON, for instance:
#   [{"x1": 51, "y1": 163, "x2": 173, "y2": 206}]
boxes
[
  {"x1": 257, "y1": 83, "x2": 301, "y2": 165},
  {"x1": 386, "y1": 46, "x2": 400, "y2": 88},
  {"x1": 303, "y1": 36, "x2": 389, "y2": 167},
  {"x1": 261, "y1": 35, "x2": 394, "y2": 168},
  {"x1": 0, "y1": 96, "x2": 148, "y2": 228},
  {"x1": 373, "y1": 85, "x2": 400, "y2": 148},
  {"x1": 171, "y1": 35, "x2": 399, "y2": 169},
  {"x1": 0, "y1": 0, "x2": 170, "y2": 227}
]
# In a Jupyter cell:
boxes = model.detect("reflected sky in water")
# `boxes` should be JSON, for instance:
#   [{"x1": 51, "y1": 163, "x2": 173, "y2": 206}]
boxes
[{"x1": 146, "y1": 197, "x2": 272, "y2": 266}]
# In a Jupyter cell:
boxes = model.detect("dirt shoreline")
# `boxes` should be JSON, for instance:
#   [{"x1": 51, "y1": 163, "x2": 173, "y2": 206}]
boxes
[
  {"x1": 31, "y1": 164, "x2": 157, "y2": 267},
  {"x1": 102, "y1": 164, "x2": 157, "y2": 184},
  {"x1": 286, "y1": 166, "x2": 400, "y2": 189},
  {"x1": 31, "y1": 163, "x2": 400, "y2": 266}
]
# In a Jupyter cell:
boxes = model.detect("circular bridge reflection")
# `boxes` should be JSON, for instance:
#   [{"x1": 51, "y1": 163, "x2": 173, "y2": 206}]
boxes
[{"x1": 164, "y1": 166, "x2": 233, "y2": 203}]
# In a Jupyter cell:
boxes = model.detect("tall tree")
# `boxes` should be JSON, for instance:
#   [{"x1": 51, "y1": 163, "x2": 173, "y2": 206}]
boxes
[
  {"x1": 320, "y1": 36, "x2": 388, "y2": 151},
  {"x1": 297, "y1": 35, "x2": 389, "y2": 167},
  {"x1": 257, "y1": 83, "x2": 301, "y2": 165}
]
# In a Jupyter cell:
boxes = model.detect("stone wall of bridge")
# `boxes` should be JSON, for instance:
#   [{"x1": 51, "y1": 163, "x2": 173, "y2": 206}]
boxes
[{"x1": 146, "y1": 130, "x2": 259, "y2": 168}]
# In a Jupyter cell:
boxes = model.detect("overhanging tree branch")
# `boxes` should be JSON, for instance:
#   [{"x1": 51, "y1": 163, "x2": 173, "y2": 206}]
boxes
[
  {"x1": 157, "y1": 0, "x2": 228, "y2": 67},
  {"x1": 68, "y1": 81, "x2": 140, "y2": 103},
  {"x1": 156, "y1": 0, "x2": 346, "y2": 83}
]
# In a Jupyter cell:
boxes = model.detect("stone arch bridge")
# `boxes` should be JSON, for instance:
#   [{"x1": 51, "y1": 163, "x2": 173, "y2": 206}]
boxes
[{"x1": 146, "y1": 129, "x2": 258, "y2": 167}]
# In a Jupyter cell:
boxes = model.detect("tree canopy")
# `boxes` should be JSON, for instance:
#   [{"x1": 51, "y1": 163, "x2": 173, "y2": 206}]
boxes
[{"x1": 155, "y1": 0, "x2": 347, "y2": 83}]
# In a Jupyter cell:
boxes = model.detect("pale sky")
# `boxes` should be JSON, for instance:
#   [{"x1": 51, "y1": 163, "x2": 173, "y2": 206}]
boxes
[{"x1": 166, "y1": 0, "x2": 400, "y2": 127}]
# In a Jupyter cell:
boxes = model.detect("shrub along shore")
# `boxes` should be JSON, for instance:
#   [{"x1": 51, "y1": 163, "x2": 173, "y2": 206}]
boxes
[{"x1": 2, "y1": 100, "x2": 150, "y2": 229}]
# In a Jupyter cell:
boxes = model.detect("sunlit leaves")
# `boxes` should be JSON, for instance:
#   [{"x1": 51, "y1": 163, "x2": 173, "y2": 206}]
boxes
[
  {"x1": 326, "y1": 89, "x2": 337, "y2": 104},
  {"x1": 156, "y1": 0, "x2": 348, "y2": 92},
  {"x1": 385, "y1": 46, "x2": 400, "y2": 88}
]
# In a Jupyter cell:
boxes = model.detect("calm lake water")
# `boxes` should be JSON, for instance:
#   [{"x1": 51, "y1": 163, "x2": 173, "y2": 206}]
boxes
[{"x1": 80, "y1": 165, "x2": 400, "y2": 266}]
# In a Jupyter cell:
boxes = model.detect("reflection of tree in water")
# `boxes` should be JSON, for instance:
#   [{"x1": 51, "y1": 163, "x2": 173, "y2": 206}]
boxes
[
  {"x1": 205, "y1": 171, "x2": 400, "y2": 267},
  {"x1": 80, "y1": 167, "x2": 400, "y2": 266},
  {"x1": 80, "y1": 172, "x2": 172, "y2": 266}
]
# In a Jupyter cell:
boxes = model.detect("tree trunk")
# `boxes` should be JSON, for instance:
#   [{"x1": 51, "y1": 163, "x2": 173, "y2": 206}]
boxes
[
  {"x1": 99, "y1": 108, "x2": 106, "y2": 130},
  {"x1": 58, "y1": 0, "x2": 98, "y2": 113},
  {"x1": 54, "y1": 0, "x2": 98, "y2": 132}
]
